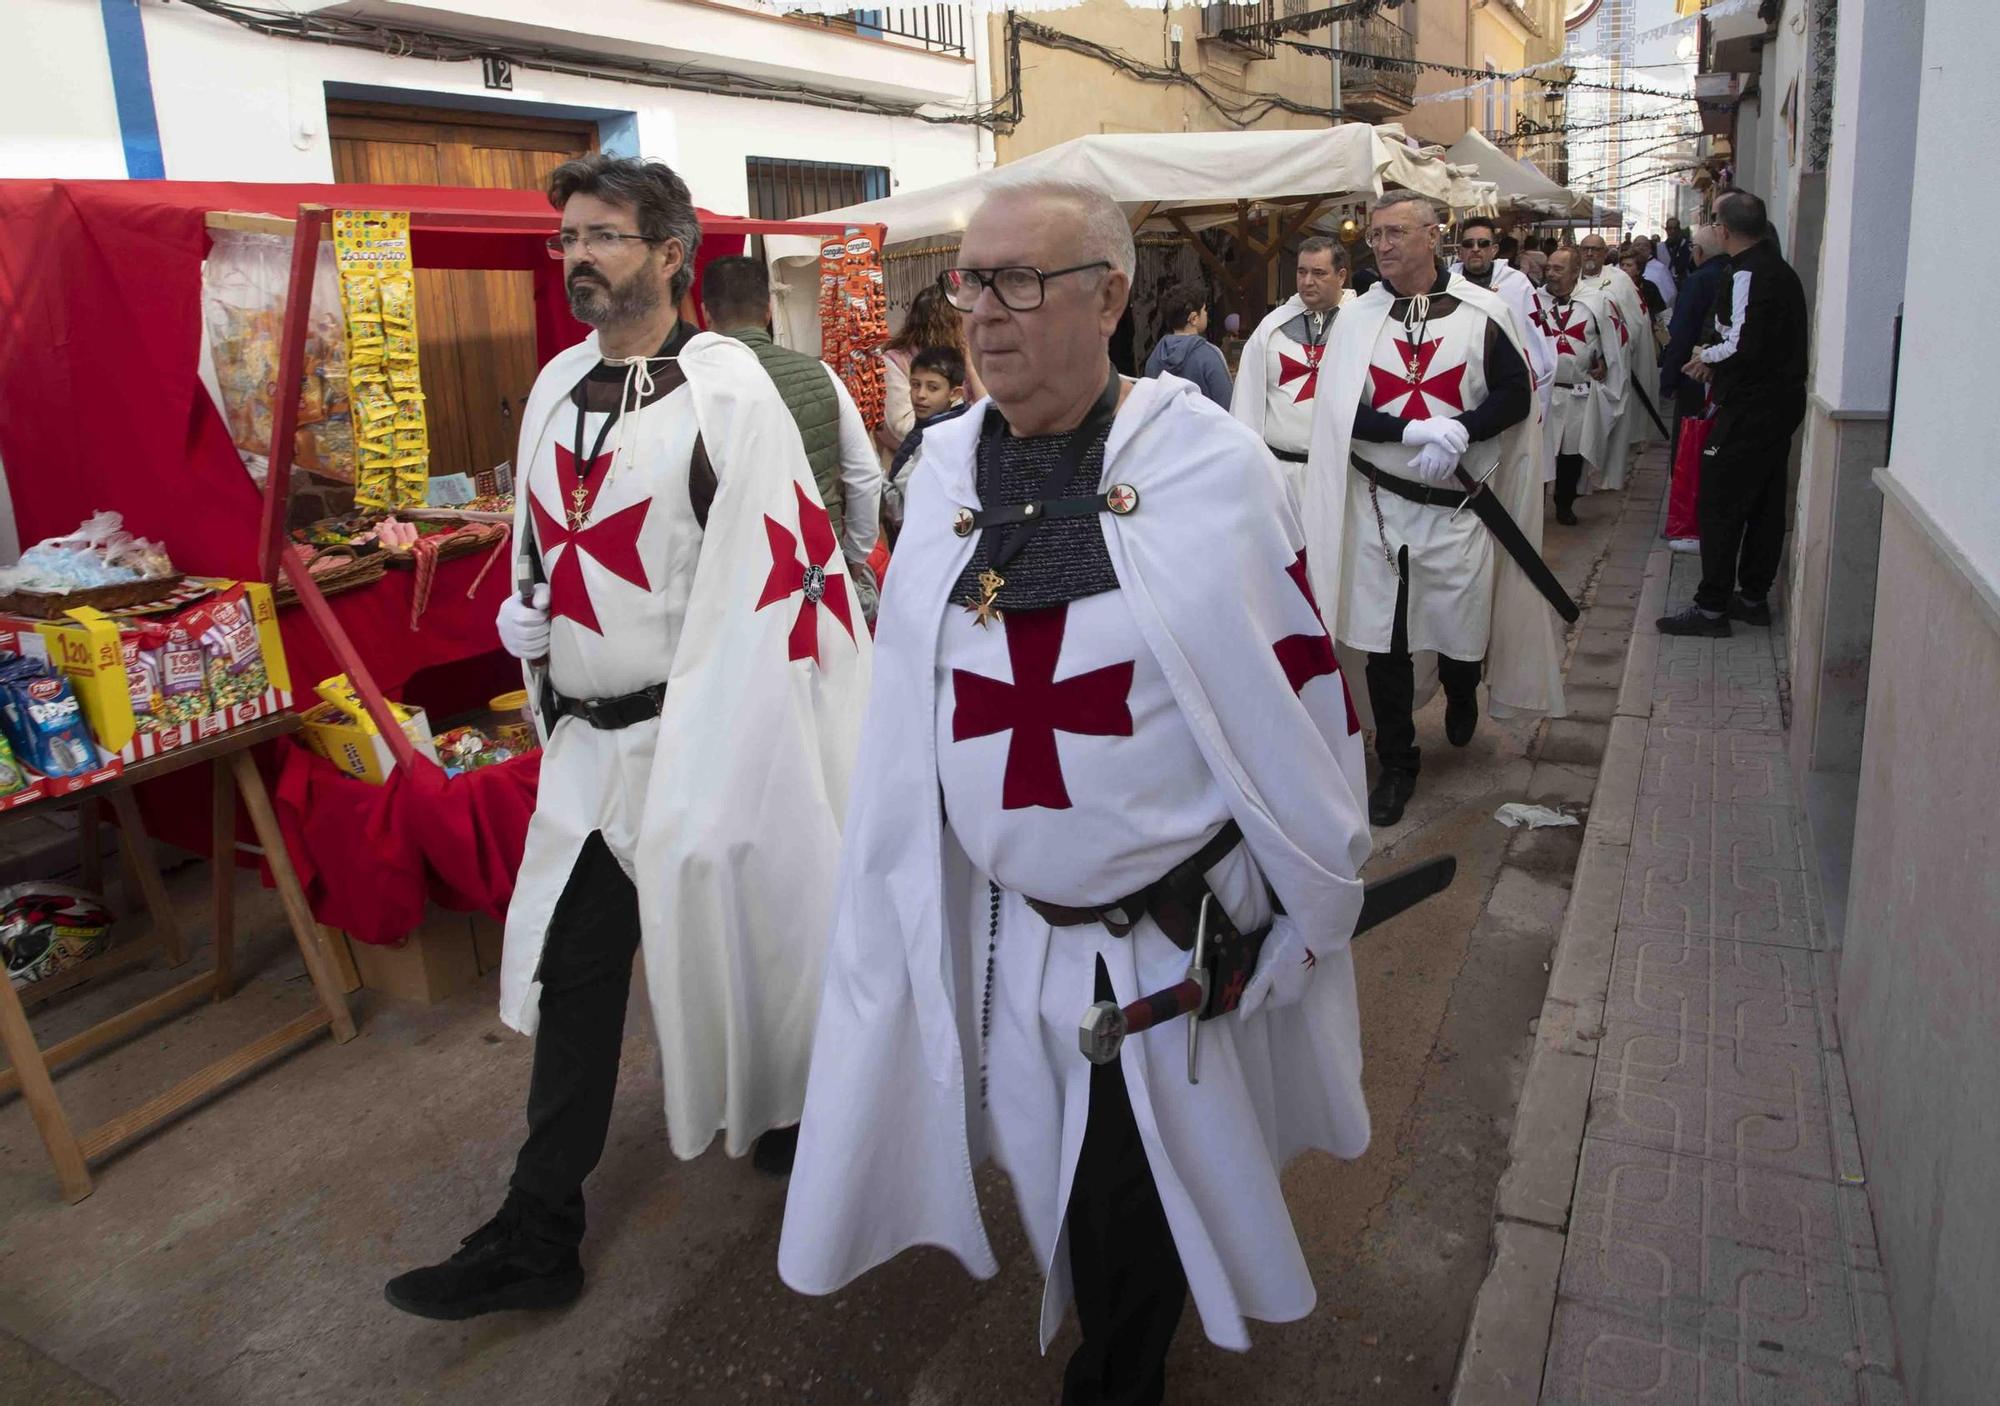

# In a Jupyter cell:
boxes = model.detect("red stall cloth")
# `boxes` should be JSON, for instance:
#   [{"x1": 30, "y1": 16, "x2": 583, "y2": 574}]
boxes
[
  {"x1": 277, "y1": 550, "x2": 517, "y2": 701},
  {"x1": 274, "y1": 741, "x2": 541, "y2": 943},
  {"x1": 0, "y1": 179, "x2": 745, "y2": 578}
]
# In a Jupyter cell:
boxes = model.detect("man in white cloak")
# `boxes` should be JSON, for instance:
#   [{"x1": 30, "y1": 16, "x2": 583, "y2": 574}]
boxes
[
  {"x1": 385, "y1": 156, "x2": 870, "y2": 1322},
  {"x1": 1578, "y1": 232, "x2": 1660, "y2": 489},
  {"x1": 1300, "y1": 191, "x2": 1567, "y2": 830},
  {"x1": 1452, "y1": 214, "x2": 1555, "y2": 484},
  {"x1": 1229, "y1": 236, "x2": 1351, "y2": 493},
  {"x1": 1537, "y1": 246, "x2": 1625, "y2": 525},
  {"x1": 780, "y1": 179, "x2": 1375, "y2": 1406}
]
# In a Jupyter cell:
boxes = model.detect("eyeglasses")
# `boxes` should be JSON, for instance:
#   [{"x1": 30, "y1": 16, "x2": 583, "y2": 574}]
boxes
[
  {"x1": 545, "y1": 231, "x2": 660, "y2": 259},
  {"x1": 940, "y1": 262, "x2": 1111, "y2": 312},
  {"x1": 1459, "y1": 237, "x2": 1496, "y2": 249},
  {"x1": 1365, "y1": 225, "x2": 1431, "y2": 247}
]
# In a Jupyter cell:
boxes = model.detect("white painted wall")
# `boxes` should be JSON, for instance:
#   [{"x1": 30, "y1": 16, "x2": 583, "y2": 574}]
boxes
[
  {"x1": 6, "y1": 0, "x2": 982, "y2": 216},
  {"x1": 1, "y1": 0, "x2": 128, "y2": 179},
  {"x1": 1810, "y1": 0, "x2": 1919, "y2": 414},
  {"x1": 1888, "y1": 0, "x2": 2000, "y2": 591}
]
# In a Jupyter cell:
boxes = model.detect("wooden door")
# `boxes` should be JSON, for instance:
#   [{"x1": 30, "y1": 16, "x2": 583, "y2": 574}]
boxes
[{"x1": 329, "y1": 103, "x2": 595, "y2": 482}]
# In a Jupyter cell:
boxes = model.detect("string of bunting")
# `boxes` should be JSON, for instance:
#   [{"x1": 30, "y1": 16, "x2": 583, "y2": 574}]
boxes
[
  {"x1": 1263, "y1": 38, "x2": 1701, "y2": 104},
  {"x1": 1628, "y1": 0, "x2": 1761, "y2": 45}
]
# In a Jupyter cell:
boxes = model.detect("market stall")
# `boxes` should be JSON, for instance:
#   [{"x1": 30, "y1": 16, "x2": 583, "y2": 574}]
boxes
[
  {"x1": 0, "y1": 179, "x2": 884, "y2": 1194},
  {"x1": 765, "y1": 124, "x2": 1500, "y2": 352},
  {"x1": 1444, "y1": 129, "x2": 1596, "y2": 222}
]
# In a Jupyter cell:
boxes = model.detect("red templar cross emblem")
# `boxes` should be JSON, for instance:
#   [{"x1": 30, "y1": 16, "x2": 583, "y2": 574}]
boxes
[
  {"x1": 528, "y1": 451, "x2": 652, "y2": 635},
  {"x1": 1367, "y1": 337, "x2": 1467, "y2": 420},
  {"x1": 1548, "y1": 305, "x2": 1590, "y2": 358},
  {"x1": 1272, "y1": 550, "x2": 1358, "y2": 733},
  {"x1": 756, "y1": 482, "x2": 855, "y2": 665},
  {"x1": 1277, "y1": 344, "x2": 1324, "y2": 403},
  {"x1": 1608, "y1": 301, "x2": 1630, "y2": 348},
  {"x1": 951, "y1": 603, "x2": 1134, "y2": 811}
]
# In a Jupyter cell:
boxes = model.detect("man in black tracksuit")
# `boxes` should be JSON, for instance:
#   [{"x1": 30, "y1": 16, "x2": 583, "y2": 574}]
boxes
[{"x1": 1658, "y1": 190, "x2": 1810, "y2": 636}]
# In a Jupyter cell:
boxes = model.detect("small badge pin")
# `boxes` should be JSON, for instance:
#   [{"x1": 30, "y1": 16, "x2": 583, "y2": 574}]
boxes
[
  {"x1": 1106, "y1": 484, "x2": 1140, "y2": 516},
  {"x1": 953, "y1": 508, "x2": 975, "y2": 538}
]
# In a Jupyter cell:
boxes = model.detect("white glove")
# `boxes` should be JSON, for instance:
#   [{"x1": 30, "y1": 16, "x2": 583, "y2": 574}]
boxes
[
  {"x1": 1411, "y1": 440, "x2": 1464, "y2": 487},
  {"x1": 1400, "y1": 417, "x2": 1471, "y2": 456},
  {"x1": 497, "y1": 583, "x2": 551, "y2": 661},
  {"x1": 1237, "y1": 917, "x2": 1315, "y2": 1020}
]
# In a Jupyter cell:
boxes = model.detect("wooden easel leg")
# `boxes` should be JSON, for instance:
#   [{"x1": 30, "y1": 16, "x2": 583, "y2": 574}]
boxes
[
  {"x1": 0, "y1": 970, "x2": 91, "y2": 1202},
  {"x1": 211, "y1": 762, "x2": 237, "y2": 999},
  {"x1": 106, "y1": 790, "x2": 187, "y2": 967},
  {"x1": 229, "y1": 753, "x2": 356, "y2": 1043}
]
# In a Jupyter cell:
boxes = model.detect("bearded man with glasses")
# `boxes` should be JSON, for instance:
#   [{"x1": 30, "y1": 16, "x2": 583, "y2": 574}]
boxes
[
  {"x1": 383, "y1": 155, "x2": 872, "y2": 1321},
  {"x1": 782, "y1": 178, "x2": 1376, "y2": 1406},
  {"x1": 1301, "y1": 191, "x2": 1564, "y2": 829}
]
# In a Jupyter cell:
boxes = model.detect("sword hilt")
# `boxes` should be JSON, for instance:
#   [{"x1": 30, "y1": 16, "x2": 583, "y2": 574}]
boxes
[{"x1": 1078, "y1": 979, "x2": 1204, "y2": 1065}]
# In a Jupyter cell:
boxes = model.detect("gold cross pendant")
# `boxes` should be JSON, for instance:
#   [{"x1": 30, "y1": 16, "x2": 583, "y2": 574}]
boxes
[
  {"x1": 567, "y1": 482, "x2": 591, "y2": 530},
  {"x1": 966, "y1": 569, "x2": 1006, "y2": 628}
]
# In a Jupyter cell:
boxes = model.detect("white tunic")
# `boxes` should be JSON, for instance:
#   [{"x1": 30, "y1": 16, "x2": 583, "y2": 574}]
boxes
[
  {"x1": 1538, "y1": 291, "x2": 1611, "y2": 464},
  {"x1": 1340, "y1": 302, "x2": 1500, "y2": 662},
  {"x1": 1255, "y1": 310, "x2": 1334, "y2": 460}
]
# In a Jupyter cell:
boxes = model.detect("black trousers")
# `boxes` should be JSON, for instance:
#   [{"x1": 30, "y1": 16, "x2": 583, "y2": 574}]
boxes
[
  {"x1": 505, "y1": 831, "x2": 641, "y2": 1248},
  {"x1": 1693, "y1": 395, "x2": 1804, "y2": 614},
  {"x1": 1554, "y1": 452, "x2": 1585, "y2": 513},
  {"x1": 1364, "y1": 547, "x2": 1483, "y2": 777},
  {"x1": 1062, "y1": 959, "x2": 1189, "y2": 1406}
]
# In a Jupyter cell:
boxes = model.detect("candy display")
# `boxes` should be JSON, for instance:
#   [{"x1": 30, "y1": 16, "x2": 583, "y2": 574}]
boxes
[
  {"x1": 333, "y1": 211, "x2": 430, "y2": 511},
  {"x1": 818, "y1": 229, "x2": 890, "y2": 432},
  {"x1": 0, "y1": 884, "x2": 114, "y2": 989},
  {"x1": 0, "y1": 511, "x2": 174, "y2": 595},
  {"x1": 433, "y1": 724, "x2": 519, "y2": 778},
  {"x1": 0, "y1": 656, "x2": 98, "y2": 778},
  {"x1": 202, "y1": 230, "x2": 353, "y2": 485}
]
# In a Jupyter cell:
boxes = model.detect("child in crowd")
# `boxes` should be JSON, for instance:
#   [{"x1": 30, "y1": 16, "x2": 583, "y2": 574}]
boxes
[{"x1": 882, "y1": 345, "x2": 970, "y2": 540}]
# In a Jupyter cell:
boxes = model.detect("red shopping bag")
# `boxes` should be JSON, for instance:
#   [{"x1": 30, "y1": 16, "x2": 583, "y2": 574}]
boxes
[{"x1": 1667, "y1": 407, "x2": 1713, "y2": 540}]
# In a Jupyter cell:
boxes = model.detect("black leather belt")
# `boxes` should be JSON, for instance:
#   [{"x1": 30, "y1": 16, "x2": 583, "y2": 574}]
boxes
[
  {"x1": 1271, "y1": 448, "x2": 1308, "y2": 464},
  {"x1": 1023, "y1": 819, "x2": 1257, "y2": 952},
  {"x1": 1350, "y1": 456, "x2": 1467, "y2": 509},
  {"x1": 552, "y1": 682, "x2": 667, "y2": 730}
]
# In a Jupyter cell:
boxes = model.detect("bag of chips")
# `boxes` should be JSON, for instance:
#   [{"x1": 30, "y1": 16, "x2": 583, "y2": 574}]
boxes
[
  {"x1": 120, "y1": 634, "x2": 163, "y2": 734},
  {"x1": 182, "y1": 586, "x2": 269, "y2": 709},
  {"x1": 144, "y1": 621, "x2": 210, "y2": 725},
  {"x1": 0, "y1": 655, "x2": 97, "y2": 778}
]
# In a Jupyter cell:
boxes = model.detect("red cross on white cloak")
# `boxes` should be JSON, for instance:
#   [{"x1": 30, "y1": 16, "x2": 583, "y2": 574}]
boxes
[
  {"x1": 1272, "y1": 550, "x2": 1358, "y2": 734},
  {"x1": 1548, "y1": 304, "x2": 1590, "y2": 358},
  {"x1": 1277, "y1": 344, "x2": 1324, "y2": 403},
  {"x1": 1366, "y1": 336, "x2": 1468, "y2": 420},
  {"x1": 755, "y1": 482, "x2": 855, "y2": 665},
  {"x1": 1607, "y1": 301, "x2": 1630, "y2": 347},
  {"x1": 528, "y1": 445, "x2": 653, "y2": 635},
  {"x1": 951, "y1": 603, "x2": 1134, "y2": 811}
]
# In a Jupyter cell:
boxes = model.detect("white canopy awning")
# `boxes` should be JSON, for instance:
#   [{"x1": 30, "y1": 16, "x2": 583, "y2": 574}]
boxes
[
  {"x1": 778, "y1": 124, "x2": 1497, "y2": 250},
  {"x1": 1444, "y1": 129, "x2": 1594, "y2": 220}
]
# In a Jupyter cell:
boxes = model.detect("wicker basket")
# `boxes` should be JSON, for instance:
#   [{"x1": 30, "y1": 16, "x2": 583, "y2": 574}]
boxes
[
  {"x1": 274, "y1": 547, "x2": 387, "y2": 608},
  {"x1": 382, "y1": 524, "x2": 508, "y2": 569},
  {"x1": 0, "y1": 574, "x2": 185, "y2": 620}
]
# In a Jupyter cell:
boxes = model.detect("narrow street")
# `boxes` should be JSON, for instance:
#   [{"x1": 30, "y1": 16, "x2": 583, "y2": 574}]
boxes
[{"x1": 0, "y1": 460, "x2": 1656, "y2": 1406}]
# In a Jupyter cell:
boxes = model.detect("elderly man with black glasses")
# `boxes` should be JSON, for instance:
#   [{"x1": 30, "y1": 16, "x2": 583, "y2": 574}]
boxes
[
  {"x1": 1453, "y1": 216, "x2": 1555, "y2": 484},
  {"x1": 781, "y1": 177, "x2": 1379, "y2": 1406}
]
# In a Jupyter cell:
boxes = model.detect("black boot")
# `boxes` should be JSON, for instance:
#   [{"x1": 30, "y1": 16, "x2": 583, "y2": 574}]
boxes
[
  {"x1": 753, "y1": 1125, "x2": 799, "y2": 1176},
  {"x1": 1445, "y1": 690, "x2": 1479, "y2": 747},
  {"x1": 1368, "y1": 769, "x2": 1418, "y2": 827},
  {"x1": 384, "y1": 1206, "x2": 584, "y2": 1321},
  {"x1": 1556, "y1": 503, "x2": 1580, "y2": 526}
]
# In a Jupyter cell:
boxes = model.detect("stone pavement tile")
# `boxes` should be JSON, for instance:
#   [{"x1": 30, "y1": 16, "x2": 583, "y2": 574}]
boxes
[
  {"x1": 1541, "y1": 1298, "x2": 1868, "y2": 1406},
  {"x1": 1606, "y1": 929, "x2": 1819, "y2": 1047},
  {"x1": 1630, "y1": 795, "x2": 1807, "y2": 877},
  {"x1": 1588, "y1": 1022, "x2": 1834, "y2": 1180},
  {"x1": 1618, "y1": 858, "x2": 1814, "y2": 947},
  {"x1": 1638, "y1": 724, "x2": 1708, "y2": 800}
]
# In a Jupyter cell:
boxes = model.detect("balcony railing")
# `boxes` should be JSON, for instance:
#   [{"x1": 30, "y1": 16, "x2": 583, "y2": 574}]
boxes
[
  {"x1": 1340, "y1": 12, "x2": 1418, "y2": 115},
  {"x1": 789, "y1": 4, "x2": 966, "y2": 57},
  {"x1": 1202, "y1": 0, "x2": 1277, "y2": 59}
]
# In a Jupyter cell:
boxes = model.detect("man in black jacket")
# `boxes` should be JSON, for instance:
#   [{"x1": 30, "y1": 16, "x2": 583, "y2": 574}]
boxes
[{"x1": 1658, "y1": 191, "x2": 1809, "y2": 636}]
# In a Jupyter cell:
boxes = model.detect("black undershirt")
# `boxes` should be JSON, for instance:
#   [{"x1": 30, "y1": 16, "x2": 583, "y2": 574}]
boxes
[
  {"x1": 1351, "y1": 263, "x2": 1531, "y2": 446},
  {"x1": 567, "y1": 319, "x2": 716, "y2": 528}
]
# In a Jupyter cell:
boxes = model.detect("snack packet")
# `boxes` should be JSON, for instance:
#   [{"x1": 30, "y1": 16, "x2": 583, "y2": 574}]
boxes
[
  {"x1": 145, "y1": 621, "x2": 210, "y2": 725},
  {"x1": 184, "y1": 587, "x2": 269, "y2": 709},
  {"x1": 0, "y1": 656, "x2": 97, "y2": 778},
  {"x1": 120, "y1": 634, "x2": 163, "y2": 734}
]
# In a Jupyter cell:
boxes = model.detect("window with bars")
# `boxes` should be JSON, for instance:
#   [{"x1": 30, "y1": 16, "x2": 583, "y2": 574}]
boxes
[
  {"x1": 1200, "y1": 0, "x2": 1276, "y2": 58},
  {"x1": 745, "y1": 157, "x2": 891, "y2": 221}
]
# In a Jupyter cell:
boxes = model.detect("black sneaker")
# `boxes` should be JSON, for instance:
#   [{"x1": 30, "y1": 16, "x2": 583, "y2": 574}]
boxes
[
  {"x1": 753, "y1": 1125, "x2": 799, "y2": 1177},
  {"x1": 1368, "y1": 769, "x2": 1418, "y2": 827},
  {"x1": 384, "y1": 1208, "x2": 583, "y2": 1321},
  {"x1": 1656, "y1": 606, "x2": 1731, "y2": 637},
  {"x1": 1445, "y1": 692, "x2": 1479, "y2": 747},
  {"x1": 1727, "y1": 594, "x2": 1773, "y2": 627}
]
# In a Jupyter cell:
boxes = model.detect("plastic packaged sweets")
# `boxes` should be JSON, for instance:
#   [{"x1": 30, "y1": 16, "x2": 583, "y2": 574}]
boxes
[
  {"x1": 142, "y1": 622, "x2": 210, "y2": 725},
  {"x1": 0, "y1": 656, "x2": 97, "y2": 778}
]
